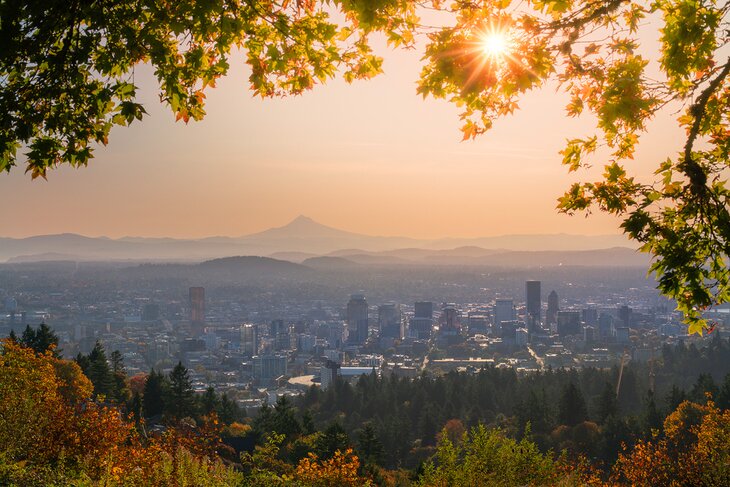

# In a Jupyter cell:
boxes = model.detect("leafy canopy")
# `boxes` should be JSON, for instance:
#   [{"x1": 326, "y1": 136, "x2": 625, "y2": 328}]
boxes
[{"x1": 2, "y1": 0, "x2": 729, "y2": 332}]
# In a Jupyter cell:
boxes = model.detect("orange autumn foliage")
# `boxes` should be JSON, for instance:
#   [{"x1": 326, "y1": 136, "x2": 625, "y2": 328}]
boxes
[
  {"x1": 293, "y1": 448, "x2": 371, "y2": 487},
  {"x1": 0, "y1": 340, "x2": 239, "y2": 485},
  {"x1": 611, "y1": 400, "x2": 730, "y2": 486},
  {"x1": 0, "y1": 339, "x2": 131, "y2": 477}
]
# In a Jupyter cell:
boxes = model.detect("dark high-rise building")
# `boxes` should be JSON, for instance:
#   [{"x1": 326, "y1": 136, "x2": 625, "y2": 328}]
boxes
[
  {"x1": 189, "y1": 287, "x2": 205, "y2": 335},
  {"x1": 618, "y1": 305, "x2": 632, "y2": 327},
  {"x1": 582, "y1": 308, "x2": 598, "y2": 326},
  {"x1": 557, "y1": 311, "x2": 581, "y2": 336},
  {"x1": 141, "y1": 303, "x2": 160, "y2": 322},
  {"x1": 347, "y1": 294, "x2": 369, "y2": 345},
  {"x1": 598, "y1": 313, "x2": 614, "y2": 338},
  {"x1": 494, "y1": 299, "x2": 515, "y2": 329},
  {"x1": 414, "y1": 301, "x2": 434, "y2": 319},
  {"x1": 546, "y1": 290, "x2": 559, "y2": 326},
  {"x1": 270, "y1": 319, "x2": 285, "y2": 337},
  {"x1": 440, "y1": 304, "x2": 460, "y2": 336},
  {"x1": 526, "y1": 280, "x2": 541, "y2": 323},
  {"x1": 240, "y1": 323, "x2": 258, "y2": 356},
  {"x1": 410, "y1": 301, "x2": 434, "y2": 339},
  {"x1": 378, "y1": 303, "x2": 403, "y2": 339}
]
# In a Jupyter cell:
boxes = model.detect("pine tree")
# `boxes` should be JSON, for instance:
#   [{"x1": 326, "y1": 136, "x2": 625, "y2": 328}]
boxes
[
  {"x1": 667, "y1": 385, "x2": 687, "y2": 412},
  {"x1": 357, "y1": 422, "x2": 383, "y2": 465},
  {"x1": 166, "y1": 361, "x2": 196, "y2": 420},
  {"x1": 20, "y1": 325, "x2": 35, "y2": 349},
  {"x1": 18, "y1": 323, "x2": 59, "y2": 356},
  {"x1": 595, "y1": 382, "x2": 619, "y2": 424},
  {"x1": 83, "y1": 342, "x2": 115, "y2": 399},
  {"x1": 110, "y1": 350, "x2": 130, "y2": 403},
  {"x1": 220, "y1": 393, "x2": 242, "y2": 424},
  {"x1": 717, "y1": 374, "x2": 730, "y2": 411},
  {"x1": 130, "y1": 390, "x2": 143, "y2": 423},
  {"x1": 315, "y1": 422, "x2": 350, "y2": 460},
  {"x1": 301, "y1": 409, "x2": 315, "y2": 435},
  {"x1": 643, "y1": 391, "x2": 663, "y2": 437},
  {"x1": 201, "y1": 386, "x2": 218, "y2": 416},
  {"x1": 142, "y1": 369, "x2": 167, "y2": 419},
  {"x1": 34, "y1": 323, "x2": 60, "y2": 356},
  {"x1": 272, "y1": 395, "x2": 301, "y2": 438},
  {"x1": 558, "y1": 382, "x2": 588, "y2": 427},
  {"x1": 516, "y1": 388, "x2": 552, "y2": 434},
  {"x1": 691, "y1": 373, "x2": 719, "y2": 403}
]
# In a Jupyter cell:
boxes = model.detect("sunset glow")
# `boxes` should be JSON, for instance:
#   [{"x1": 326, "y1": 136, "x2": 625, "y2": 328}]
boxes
[{"x1": 480, "y1": 32, "x2": 509, "y2": 59}]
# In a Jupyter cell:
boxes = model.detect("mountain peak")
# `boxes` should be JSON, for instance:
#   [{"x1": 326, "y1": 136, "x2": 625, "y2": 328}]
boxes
[
  {"x1": 287, "y1": 215, "x2": 317, "y2": 226},
  {"x1": 244, "y1": 215, "x2": 363, "y2": 240}
]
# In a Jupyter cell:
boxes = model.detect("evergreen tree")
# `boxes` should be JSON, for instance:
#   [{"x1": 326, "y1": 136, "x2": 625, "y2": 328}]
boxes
[
  {"x1": 200, "y1": 386, "x2": 219, "y2": 416},
  {"x1": 643, "y1": 391, "x2": 663, "y2": 437},
  {"x1": 130, "y1": 390, "x2": 142, "y2": 423},
  {"x1": 717, "y1": 374, "x2": 730, "y2": 411},
  {"x1": 599, "y1": 415, "x2": 635, "y2": 464},
  {"x1": 667, "y1": 385, "x2": 687, "y2": 412},
  {"x1": 20, "y1": 325, "x2": 35, "y2": 349},
  {"x1": 142, "y1": 369, "x2": 167, "y2": 419},
  {"x1": 110, "y1": 350, "x2": 130, "y2": 403},
  {"x1": 594, "y1": 382, "x2": 619, "y2": 424},
  {"x1": 314, "y1": 422, "x2": 350, "y2": 460},
  {"x1": 691, "y1": 373, "x2": 719, "y2": 403},
  {"x1": 34, "y1": 323, "x2": 60, "y2": 356},
  {"x1": 271, "y1": 395, "x2": 301, "y2": 438},
  {"x1": 7, "y1": 329, "x2": 17, "y2": 343},
  {"x1": 219, "y1": 393, "x2": 243, "y2": 424},
  {"x1": 558, "y1": 382, "x2": 588, "y2": 427},
  {"x1": 166, "y1": 361, "x2": 196, "y2": 420},
  {"x1": 78, "y1": 341, "x2": 115, "y2": 399},
  {"x1": 18, "y1": 323, "x2": 59, "y2": 356},
  {"x1": 301, "y1": 409, "x2": 316, "y2": 435},
  {"x1": 516, "y1": 388, "x2": 552, "y2": 434},
  {"x1": 357, "y1": 422, "x2": 383, "y2": 465}
]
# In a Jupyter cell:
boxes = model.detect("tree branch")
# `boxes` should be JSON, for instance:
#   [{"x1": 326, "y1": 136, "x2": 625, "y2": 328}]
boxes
[{"x1": 681, "y1": 57, "x2": 730, "y2": 194}]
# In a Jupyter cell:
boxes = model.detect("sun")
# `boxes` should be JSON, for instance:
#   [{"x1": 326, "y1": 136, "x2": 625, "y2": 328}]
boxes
[{"x1": 480, "y1": 32, "x2": 509, "y2": 59}]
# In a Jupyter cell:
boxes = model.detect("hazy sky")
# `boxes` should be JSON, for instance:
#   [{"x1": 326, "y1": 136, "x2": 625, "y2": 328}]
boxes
[{"x1": 0, "y1": 25, "x2": 686, "y2": 239}]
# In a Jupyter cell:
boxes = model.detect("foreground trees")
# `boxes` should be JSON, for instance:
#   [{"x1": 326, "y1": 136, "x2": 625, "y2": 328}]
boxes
[
  {"x1": 3, "y1": 335, "x2": 730, "y2": 485},
  {"x1": 2, "y1": 1, "x2": 728, "y2": 331},
  {"x1": 612, "y1": 400, "x2": 730, "y2": 485},
  {"x1": 0, "y1": 339, "x2": 240, "y2": 486}
]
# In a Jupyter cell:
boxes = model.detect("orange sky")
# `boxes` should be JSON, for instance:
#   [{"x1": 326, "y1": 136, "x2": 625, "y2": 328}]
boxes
[{"x1": 0, "y1": 31, "x2": 686, "y2": 239}]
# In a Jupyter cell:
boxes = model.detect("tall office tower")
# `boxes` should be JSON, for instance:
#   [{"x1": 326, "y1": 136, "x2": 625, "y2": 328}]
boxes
[
  {"x1": 582, "y1": 308, "x2": 598, "y2": 326},
  {"x1": 347, "y1": 294, "x2": 369, "y2": 345},
  {"x1": 378, "y1": 303, "x2": 403, "y2": 339},
  {"x1": 440, "y1": 304, "x2": 460, "y2": 335},
  {"x1": 410, "y1": 300, "x2": 434, "y2": 339},
  {"x1": 240, "y1": 323, "x2": 259, "y2": 356},
  {"x1": 414, "y1": 301, "x2": 434, "y2": 319},
  {"x1": 189, "y1": 287, "x2": 205, "y2": 335},
  {"x1": 557, "y1": 311, "x2": 582, "y2": 336},
  {"x1": 494, "y1": 298, "x2": 515, "y2": 329},
  {"x1": 270, "y1": 319, "x2": 285, "y2": 337},
  {"x1": 618, "y1": 305, "x2": 632, "y2": 327},
  {"x1": 598, "y1": 313, "x2": 614, "y2": 338},
  {"x1": 525, "y1": 281, "x2": 542, "y2": 324},
  {"x1": 546, "y1": 290, "x2": 559, "y2": 326}
]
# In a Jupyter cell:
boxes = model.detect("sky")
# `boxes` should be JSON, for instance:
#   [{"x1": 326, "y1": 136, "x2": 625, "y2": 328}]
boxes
[{"x1": 0, "y1": 15, "x2": 687, "y2": 240}]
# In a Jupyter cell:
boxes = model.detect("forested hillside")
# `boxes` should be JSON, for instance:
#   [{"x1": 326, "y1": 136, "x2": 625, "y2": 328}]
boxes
[{"x1": 2, "y1": 331, "x2": 730, "y2": 485}]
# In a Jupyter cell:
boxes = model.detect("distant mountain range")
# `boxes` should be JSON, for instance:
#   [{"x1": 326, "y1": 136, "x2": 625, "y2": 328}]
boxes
[{"x1": 1, "y1": 215, "x2": 643, "y2": 266}]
